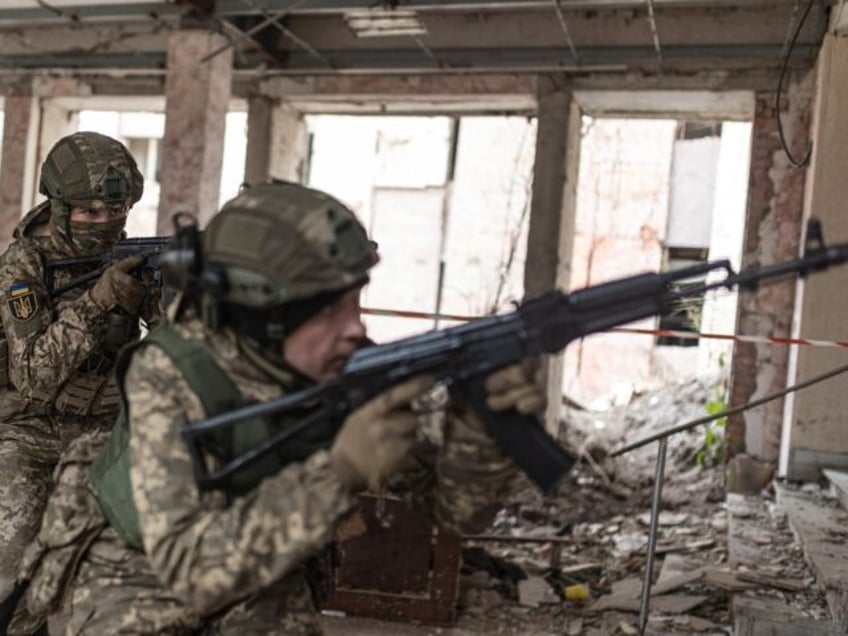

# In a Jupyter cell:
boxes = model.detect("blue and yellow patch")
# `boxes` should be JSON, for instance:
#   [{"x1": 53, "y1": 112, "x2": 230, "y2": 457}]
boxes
[{"x1": 7, "y1": 282, "x2": 38, "y2": 321}]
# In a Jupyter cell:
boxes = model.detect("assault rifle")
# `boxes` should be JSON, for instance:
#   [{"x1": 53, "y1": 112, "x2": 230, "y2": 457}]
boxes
[
  {"x1": 45, "y1": 236, "x2": 174, "y2": 298},
  {"x1": 180, "y1": 219, "x2": 848, "y2": 495}
]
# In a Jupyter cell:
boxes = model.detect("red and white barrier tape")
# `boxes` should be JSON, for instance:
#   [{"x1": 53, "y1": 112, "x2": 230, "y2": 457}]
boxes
[{"x1": 361, "y1": 307, "x2": 848, "y2": 349}]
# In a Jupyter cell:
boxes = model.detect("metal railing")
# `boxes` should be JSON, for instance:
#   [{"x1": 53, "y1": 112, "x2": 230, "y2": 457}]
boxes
[{"x1": 610, "y1": 362, "x2": 848, "y2": 635}]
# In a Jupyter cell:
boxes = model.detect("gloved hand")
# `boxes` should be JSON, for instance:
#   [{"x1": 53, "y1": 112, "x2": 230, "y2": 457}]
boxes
[
  {"x1": 330, "y1": 375, "x2": 435, "y2": 492},
  {"x1": 484, "y1": 359, "x2": 546, "y2": 415},
  {"x1": 90, "y1": 255, "x2": 146, "y2": 314}
]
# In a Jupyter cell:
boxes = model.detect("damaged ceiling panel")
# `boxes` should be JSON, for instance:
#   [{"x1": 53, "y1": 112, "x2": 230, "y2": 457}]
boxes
[{"x1": 0, "y1": 0, "x2": 829, "y2": 76}]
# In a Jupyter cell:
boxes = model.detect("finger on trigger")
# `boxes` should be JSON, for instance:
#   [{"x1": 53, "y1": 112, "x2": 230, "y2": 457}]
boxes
[
  {"x1": 516, "y1": 393, "x2": 546, "y2": 415},
  {"x1": 116, "y1": 255, "x2": 145, "y2": 272},
  {"x1": 486, "y1": 384, "x2": 532, "y2": 411},
  {"x1": 485, "y1": 364, "x2": 529, "y2": 394},
  {"x1": 388, "y1": 412, "x2": 419, "y2": 436},
  {"x1": 376, "y1": 375, "x2": 436, "y2": 412},
  {"x1": 486, "y1": 385, "x2": 535, "y2": 411}
]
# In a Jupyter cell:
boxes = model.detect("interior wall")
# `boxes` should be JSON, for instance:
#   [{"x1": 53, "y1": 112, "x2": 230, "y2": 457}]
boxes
[
  {"x1": 561, "y1": 118, "x2": 749, "y2": 409},
  {"x1": 782, "y1": 35, "x2": 848, "y2": 480}
]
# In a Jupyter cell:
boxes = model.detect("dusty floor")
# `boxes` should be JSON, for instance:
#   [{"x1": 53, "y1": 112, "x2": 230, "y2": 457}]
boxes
[{"x1": 323, "y1": 373, "x2": 833, "y2": 635}]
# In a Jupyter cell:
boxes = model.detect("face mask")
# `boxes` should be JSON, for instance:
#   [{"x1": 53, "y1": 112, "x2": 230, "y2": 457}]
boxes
[{"x1": 68, "y1": 218, "x2": 126, "y2": 255}]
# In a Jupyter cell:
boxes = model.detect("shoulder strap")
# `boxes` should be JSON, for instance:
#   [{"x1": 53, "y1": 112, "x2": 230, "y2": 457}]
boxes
[
  {"x1": 116, "y1": 324, "x2": 244, "y2": 419},
  {"x1": 90, "y1": 324, "x2": 244, "y2": 550}
]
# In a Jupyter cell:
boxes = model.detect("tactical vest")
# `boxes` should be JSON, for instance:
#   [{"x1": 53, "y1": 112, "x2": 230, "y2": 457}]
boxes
[{"x1": 89, "y1": 324, "x2": 335, "y2": 550}]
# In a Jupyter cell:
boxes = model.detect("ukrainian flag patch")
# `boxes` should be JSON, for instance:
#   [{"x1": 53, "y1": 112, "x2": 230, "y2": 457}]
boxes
[{"x1": 7, "y1": 282, "x2": 38, "y2": 321}]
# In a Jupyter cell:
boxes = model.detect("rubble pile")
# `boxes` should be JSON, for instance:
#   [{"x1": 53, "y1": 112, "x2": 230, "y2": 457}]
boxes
[{"x1": 452, "y1": 373, "x2": 831, "y2": 635}]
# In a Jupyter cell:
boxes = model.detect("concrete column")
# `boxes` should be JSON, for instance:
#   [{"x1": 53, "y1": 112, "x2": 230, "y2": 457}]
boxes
[
  {"x1": 725, "y1": 71, "x2": 813, "y2": 490},
  {"x1": 245, "y1": 95, "x2": 309, "y2": 185},
  {"x1": 525, "y1": 77, "x2": 581, "y2": 436},
  {"x1": 37, "y1": 100, "x2": 78, "y2": 183},
  {"x1": 781, "y1": 35, "x2": 848, "y2": 481},
  {"x1": 0, "y1": 92, "x2": 37, "y2": 248},
  {"x1": 158, "y1": 29, "x2": 232, "y2": 233}
]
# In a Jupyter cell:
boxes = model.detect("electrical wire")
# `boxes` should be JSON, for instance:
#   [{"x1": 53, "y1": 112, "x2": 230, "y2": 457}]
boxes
[
  {"x1": 237, "y1": 0, "x2": 333, "y2": 67},
  {"x1": 35, "y1": 0, "x2": 79, "y2": 21},
  {"x1": 775, "y1": 0, "x2": 816, "y2": 168},
  {"x1": 199, "y1": 0, "x2": 310, "y2": 64},
  {"x1": 552, "y1": 0, "x2": 580, "y2": 63},
  {"x1": 645, "y1": 0, "x2": 662, "y2": 64}
]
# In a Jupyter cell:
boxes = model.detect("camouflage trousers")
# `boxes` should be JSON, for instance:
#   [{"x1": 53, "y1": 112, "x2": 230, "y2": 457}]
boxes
[
  {"x1": 0, "y1": 416, "x2": 111, "y2": 635},
  {"x1": 65, "y1": 527, "x2": 324, "y2": 635}
]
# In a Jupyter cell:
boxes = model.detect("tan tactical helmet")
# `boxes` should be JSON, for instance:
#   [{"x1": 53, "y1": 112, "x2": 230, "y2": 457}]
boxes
[
  {"x1": 203, "y1": 181, "x2": 378, "y2": 311},
  {"x1": 39, "y1": 131, "x2": 143, "y2": 211}
]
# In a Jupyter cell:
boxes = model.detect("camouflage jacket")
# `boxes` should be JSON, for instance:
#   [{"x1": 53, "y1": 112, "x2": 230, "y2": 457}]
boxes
[
  {"x1": 122, "y1": 316, "x2": 519, "y2": 621},
  {"x1": 0, "y1": 203, "x2": 159, "y2": 419}
]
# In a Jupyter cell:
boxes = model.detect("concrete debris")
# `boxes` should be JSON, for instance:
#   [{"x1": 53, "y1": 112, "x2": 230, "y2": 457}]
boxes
[
  {"x1": 637, "y1": 511, "x2": 691, "y2": 526},
  {"x1": 653, "y1": 538, "x2": 716, "y2": 555},
  {"x1": 647, "y1": 614, "x2": 722, "y2": 633},
  {"x1": 560, "y1": 562, "x2": 603, "y2": 577},
  {"x1": 700, "y1": 568, "x2": 755, "y2": 592},
  {"x1": 518, "y1": 577, "x2": 559, "y2": 607},
  {"x1": 336, "y1": 374, "x2": 840, "y2": 635},
  {"x1": 725, "y1": 454, "x2": 775, "y2": 494},
  {"x1": 611, "y1": 532, "x2": 647, "y2": 557},
  {"x1": 564, "y1": 617, "x2": 583, "y2": 635},
  {"x1": 592, "y1": 593, "x2": 708, "y2": 613},
  {"x1": 775, "y1": 482, "x2": 848, "y2": 627},
  {"x1": 651, "y1": 567, "x2": 706, "y2": 595},
  {"x1": 616, "y1": 619, "x2": 638, "y2": 634},
  {"x1": 735, "y1": 570, "x2": 810, "y2": 592},
  {"x1": 733, "y1": 596, "x2": 842, "y2": 636}
]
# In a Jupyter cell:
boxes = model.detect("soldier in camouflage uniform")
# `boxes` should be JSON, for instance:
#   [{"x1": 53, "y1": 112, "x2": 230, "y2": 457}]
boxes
[
  {"x1": 0, "y1": 131, "x2": 158, "y2": 634},
  {"x1": 17, "y1": 181, "x2": 544, "y2": 634}
]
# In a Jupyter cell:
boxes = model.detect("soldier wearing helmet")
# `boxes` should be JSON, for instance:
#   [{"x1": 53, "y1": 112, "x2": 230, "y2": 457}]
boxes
[
  {"x1": 0, "y1": 131, "x2": 159, "y2": 634},
  {"x1": 11, "y1": 182, "x2": 542, "y2": 633}
]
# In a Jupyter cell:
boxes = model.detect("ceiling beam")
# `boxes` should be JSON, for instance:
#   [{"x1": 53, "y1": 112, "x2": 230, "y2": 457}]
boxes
[
  {"x1": 0, "y1": 1, "x2": 824, "y2": 72},
  {"x1": 267, "y1": 5, "x2": 823, "y2": 54},
  {"x1": 0, "y1": 66, "x2": 803, "y2": 102}
]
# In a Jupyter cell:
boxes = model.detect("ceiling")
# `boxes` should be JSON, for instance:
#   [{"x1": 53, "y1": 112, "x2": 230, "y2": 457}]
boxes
[{"x1": 0, "y1": 0, "x2": 831, "y2": 79}]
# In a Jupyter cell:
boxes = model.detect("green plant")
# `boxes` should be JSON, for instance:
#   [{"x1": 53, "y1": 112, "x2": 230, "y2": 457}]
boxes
[
  {"x1": 696, "y1": 353, "x2": 729, "y2": 467},
  {"x1": 696, "y1": 399, "x2": 727, "y2": 467}
]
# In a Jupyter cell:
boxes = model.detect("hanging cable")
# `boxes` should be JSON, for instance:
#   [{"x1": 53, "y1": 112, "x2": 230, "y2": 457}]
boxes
[
  {"x1": 552, "y1": 0, "x2": 580, "y2": 63},
  {"x1": 775, "y1": 0, "x2": 816, "y2": 168},
  {"x1": 35, "y1": 0, "x2": 79, "y2": 21}
]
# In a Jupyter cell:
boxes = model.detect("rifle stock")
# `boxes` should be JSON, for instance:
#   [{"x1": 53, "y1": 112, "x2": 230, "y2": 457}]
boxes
[{"x1": 181, "y1": 218, "x2": 848, "y2": 494}]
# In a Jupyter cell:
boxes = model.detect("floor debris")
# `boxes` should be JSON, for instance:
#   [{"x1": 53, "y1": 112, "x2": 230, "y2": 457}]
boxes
[{"x1": 324, "y1": 373, "x2": 841, "y2": 634}]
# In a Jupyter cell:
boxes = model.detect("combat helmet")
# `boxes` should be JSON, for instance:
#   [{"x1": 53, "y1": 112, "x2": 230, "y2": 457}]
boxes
[
  {"x1": 39, "y1": 131, "x2": 143, "y2": 211},
  {"x1": 199, "y1": 181, "x2": 378, "y2": 345}
]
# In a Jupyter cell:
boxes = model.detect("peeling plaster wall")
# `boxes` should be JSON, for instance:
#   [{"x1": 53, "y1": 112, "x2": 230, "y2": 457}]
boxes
[
  {"x1": 782, "y1": 35, "x2": 848, "y2": 480},
  {"x1": 157, "y1": 30, "x2": 232, "y2": 231},
  {"x1": 0, "y1": 95, "x2": 31, "y2": 249},
  {"x1": 563, "y1": 118, "x2": 676, "y2": 408},
  {"x1": 727, "y1": 71, "x2": 813, "y2": 463}
]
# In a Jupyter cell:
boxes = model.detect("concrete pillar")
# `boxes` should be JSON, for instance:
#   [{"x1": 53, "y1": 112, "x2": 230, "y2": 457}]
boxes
[
  {"x1": 37, "y1": 100, "x2": 78, "y2": 183},
  {"x1": 0, "y1": 92, "x2": 37, "y2": 248},
  {"x1": 781, "y1": 34, "x2": 848, "y2": 481},
  {"x1": 158, "y1": 29, "x2": 232, "y2": 233},
  {"x1": 725, "y1": 70, "x2": 813, "y2": 489},
  {"x1": 245, "y1": 95, "x2": 309, "y2": 186},
  {"x1": 525, "y1": 77, "x2": 581, "y2": 436}
]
